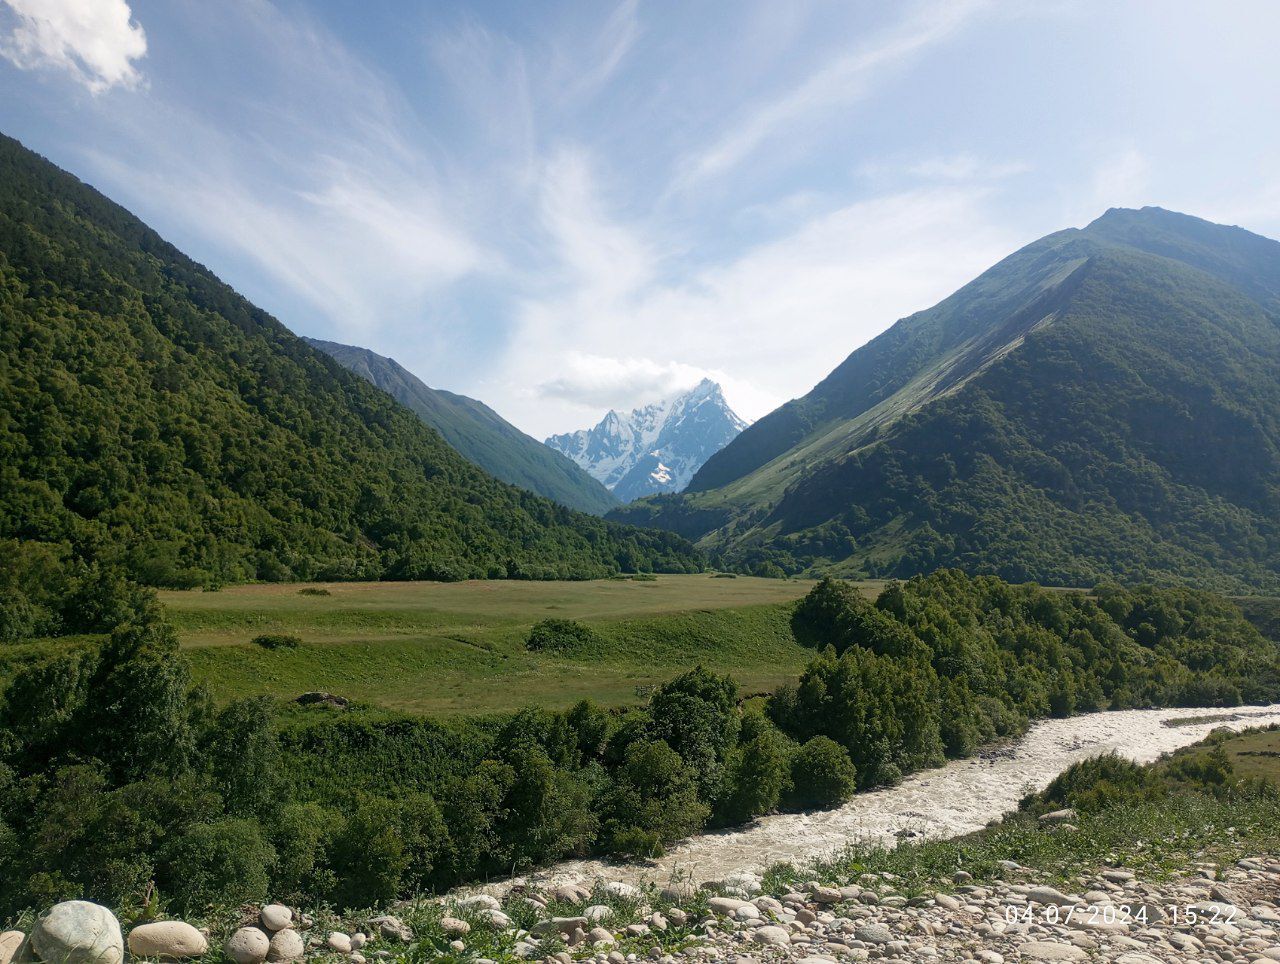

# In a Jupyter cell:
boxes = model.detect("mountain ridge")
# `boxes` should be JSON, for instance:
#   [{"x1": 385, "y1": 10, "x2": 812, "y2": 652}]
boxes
[
  {"x1": 546, "y1": 379, "x2": 748, "y2": 503},
  {"x1": 305, "y1": 338, "x2": 618, "y2": 515},
  {"x1": 611, "y1": 207, "x2": 1280, "y2": 590}
]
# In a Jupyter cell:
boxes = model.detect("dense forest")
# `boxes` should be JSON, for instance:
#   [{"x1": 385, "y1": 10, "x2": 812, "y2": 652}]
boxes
[
  {"x1": 0, "y1": 133, "x2": 699, "y2": 592},
  {"x1": 614, "y1": 209, "x2": 1280, "y2": 592},
  {"x1": 1, "y1": 568, "x2": 1275, "y2": 916}
]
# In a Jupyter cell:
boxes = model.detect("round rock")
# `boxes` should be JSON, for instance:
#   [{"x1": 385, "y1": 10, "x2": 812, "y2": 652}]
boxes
[
  {"x1": 259, "y1": 906, "x2": 293, "y2": 933},
  {"x1": 31, "y1": 901, "x2": 123, "y2": 964},
  {"x1": 0, "y1": 931, "x2": 27, "y2": 964},
  {"x1": 127, "y1": 921, "x2": 208, "y2": 960},
  {"x1": 225, "y1": 928, "x2": 270, "y2": 964},
  {"x1": 326, "y1": 933, "x2": 352, "y2": 954},
  {"x1": 753, "y1": 926, "x2": 790, "y2": 947},
  {"x1": 265, "y1": 929, "x2": 303, "y2": 963}
]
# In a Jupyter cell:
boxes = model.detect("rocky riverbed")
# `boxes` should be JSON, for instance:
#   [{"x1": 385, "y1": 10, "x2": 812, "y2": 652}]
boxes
[{"x1": 4, "y1": 853, "x2": 1278, "y2": 963}]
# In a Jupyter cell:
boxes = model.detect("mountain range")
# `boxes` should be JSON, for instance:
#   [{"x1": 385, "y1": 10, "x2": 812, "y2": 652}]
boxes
[
  {"x1": 546, "y1": 379, "x2": 748, "y2": 503},
  {"x1": 305, "y1": 338, "x2": 617, "y2": 515},
  {"x1": 0, "y1": 133, "x2": 699, "y2": 585},
  {"x1": 611, "y1": 207, "x2": 1280, "y2": 592}
]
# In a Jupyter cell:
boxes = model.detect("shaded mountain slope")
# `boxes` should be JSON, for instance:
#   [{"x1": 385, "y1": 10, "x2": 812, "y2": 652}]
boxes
[{"x1": 305, "y1": 339, "x2": 617, "y2": 515}]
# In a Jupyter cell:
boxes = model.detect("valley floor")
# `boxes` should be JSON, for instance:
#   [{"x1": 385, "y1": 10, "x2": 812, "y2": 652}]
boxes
[{"x1": 158, "y1": 574, "x2": 838, "y2": 714}]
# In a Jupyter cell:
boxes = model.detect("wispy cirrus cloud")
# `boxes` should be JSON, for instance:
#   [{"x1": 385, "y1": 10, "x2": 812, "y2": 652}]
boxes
[
  {"x1": 675, "y1": 0, "x2": 990, "y2": 189},
  {"x1": 0, "y1": 0, "x2": 146, "y2": 92}
]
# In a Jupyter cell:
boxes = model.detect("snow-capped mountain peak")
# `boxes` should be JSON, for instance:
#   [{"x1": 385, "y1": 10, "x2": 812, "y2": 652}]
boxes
[{"x1": 545, "y1": 379, "x2": 748, "y2": 502}]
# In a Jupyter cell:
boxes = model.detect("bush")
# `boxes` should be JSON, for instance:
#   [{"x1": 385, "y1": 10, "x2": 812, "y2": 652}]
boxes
[
  {"x1": 251, "y1": 633, "x2": 301, "y2": 650},
  {"x1": 787, "y1": 736, "x2": 858, "y2": 809},
  {"x1": 525, "y1": 618, "x2": 599, "y2": 654},
  {"x1": 158, "y1": 818, "x2": 276, "y2": 912},
  {"x1": 298, "y1": 587, "x2": 331, "y2": 596}
]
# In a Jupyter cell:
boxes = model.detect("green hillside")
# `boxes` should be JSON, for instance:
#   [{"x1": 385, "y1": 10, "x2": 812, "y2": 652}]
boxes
[
  {"x1": 613, "y1": 208, "x2": 1280, "y2": 591},
  {"x1": 306, "y1": 338, "x2": 618, "y2": 515},
  {"x1": 0, "y1": 133, "x2": 698, "y2": 587}
]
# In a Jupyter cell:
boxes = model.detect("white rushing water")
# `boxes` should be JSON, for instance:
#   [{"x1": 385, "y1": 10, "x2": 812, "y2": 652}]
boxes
[{"x1": 481, "y1": 704, "x2": 1280, "y2": 893}]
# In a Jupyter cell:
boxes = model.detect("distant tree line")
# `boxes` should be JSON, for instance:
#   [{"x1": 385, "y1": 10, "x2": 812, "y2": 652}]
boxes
[{"x1": 0, "y1": 568, "x2": 1277, "y2": 917}]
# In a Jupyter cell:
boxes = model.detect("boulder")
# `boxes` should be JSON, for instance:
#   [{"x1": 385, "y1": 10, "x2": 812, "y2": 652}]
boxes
[
  {"x1": 1038, "y1": 809, "x2": 1077, "y2": 825},
  {"x1": 0, "y1": 932, "x2": 27, "y2": 964},
  {"x1": 370, "y1": 918, "x2": 412, "y2": 943},
  {"x1": 31, "y1": 902, "x2": 123, "y2": 964},
  {"x1": 457, "y1": 895, "x2": 501, "y2": 912},
  {"x1": 259, "y1": 906, "x2": 292, "y2": 933},
  {"x1": 708, "y1": 898, "x2": 749, "y2": 915},
  {"x1": 224, "y1": 928, "x2": 270, "y2": 964},
  {"x1": 440, "y1": 918, "x2": 470, "y2": 937},
  {"x1": 583, "y1": 906, "x2": 613, "y2": 923},
  {"x1": 604, "y1": 882, "x2": 640, "y2": 900},
  {"x1": 126, "y1": 922, "x2": 208, "y2": 960},
  {"x1": 326, "y1": 934, "x2": 352, "y2": 954},
  {"x1": 265, "y1": 929, "x2": 303, "y2": 963},
  {"x1": 587, "y1": 927, "x2": 614, "y2": 946}
]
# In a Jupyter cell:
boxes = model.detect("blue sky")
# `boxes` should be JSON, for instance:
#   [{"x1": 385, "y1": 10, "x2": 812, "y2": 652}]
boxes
[{"x1": 2, "y1": 0, "x2": 1279, "y2": 438}]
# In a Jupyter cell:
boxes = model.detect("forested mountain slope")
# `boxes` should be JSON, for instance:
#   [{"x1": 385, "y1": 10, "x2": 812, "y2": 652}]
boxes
[
  {"x1": 612, "y1": 208, "x2": 1280, "y2": 591},
  {"x1": 0, "y1": 133, "x2": 698, "y2": 586},
  {"x1": 306, "y1": 339, "x2": 617, "y2": 515}
]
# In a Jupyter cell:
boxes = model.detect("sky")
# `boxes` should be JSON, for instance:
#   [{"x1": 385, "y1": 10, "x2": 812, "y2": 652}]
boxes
[{"x1": 2, "y1": 1, "x2": 1279, "y2": 438}]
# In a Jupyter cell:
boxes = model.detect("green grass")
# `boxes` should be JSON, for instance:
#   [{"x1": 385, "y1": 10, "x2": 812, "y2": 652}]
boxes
[{"x1": 159, "y1": 574, "x2": 827, "y2": 714}]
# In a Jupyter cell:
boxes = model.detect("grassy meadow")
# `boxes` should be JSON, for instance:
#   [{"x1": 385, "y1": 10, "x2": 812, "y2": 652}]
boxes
[{"x1": 159, "y1": 574, "x2": 849, "y2": 715}]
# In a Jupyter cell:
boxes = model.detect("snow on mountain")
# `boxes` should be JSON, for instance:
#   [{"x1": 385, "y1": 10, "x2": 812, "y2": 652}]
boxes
[{"x1": 545, "y1": 379, "x2": 748, "y2": 503}]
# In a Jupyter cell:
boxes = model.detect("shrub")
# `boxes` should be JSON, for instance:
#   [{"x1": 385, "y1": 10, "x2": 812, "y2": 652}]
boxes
[
  {"x1": 158, "y1": 818, "x2": 276, "y2": 912},
  {"x1": 298, "y1": 587, "x2": 331, "y2": 596},
  {"x1": 252, "y1": 633, "x2": 301, "y2": 650},
  {"x1": 525, "y1": 618, "x2": 599, "y2": 654},
  {"x1": 787, "y1": 736, "x2": 858, "y2": 809}
]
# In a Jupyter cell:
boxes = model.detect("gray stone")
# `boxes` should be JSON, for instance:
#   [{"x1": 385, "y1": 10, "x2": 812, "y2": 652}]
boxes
[
  {"x1": 371, "y1": 917, "x2": 412, "y2": 943},
  {"x1": 852, "y1": 923, "x2": 892, "y2": 945},
  {"x1": 1038, "y1": 809, "x2": 1077, "y2": 825},
  {"x1": 1017, "y1": 942, "x2": 1087, "y2": 961},
  {"x1": 31, "y1": 902, "x2": 123, "y2": 964},
  {"x1": 752, "y1": 927, "x2": 790, "y2": 947},
  {"x1": 440, "y1": 918, "x2": 470, "y2": 937}
]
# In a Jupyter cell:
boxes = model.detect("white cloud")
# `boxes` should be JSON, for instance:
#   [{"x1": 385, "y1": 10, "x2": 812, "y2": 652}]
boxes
[
  {"x1": 493, "y1": 180, "x2": 1021, "y2": 437},
  {"x1": 0, "y1": 0, "x2": 146, "y2": 92},
  {"x1": 537, "y1": 353, "x2": 715, "y2": 411},
  {"x1": 677, "y1": 0, "x2": 989, "y2": 187}
]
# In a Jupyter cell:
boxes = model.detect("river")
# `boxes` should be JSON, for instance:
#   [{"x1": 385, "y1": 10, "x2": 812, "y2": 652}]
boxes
[{"x1": 478, "y1": 703, "x2": 1280, "y2": 893}]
